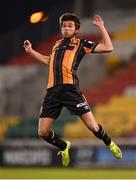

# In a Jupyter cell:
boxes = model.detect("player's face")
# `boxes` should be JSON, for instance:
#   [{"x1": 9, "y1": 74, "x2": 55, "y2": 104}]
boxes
[{"x1": 61, "y1": 21, "x2": 78, "y2": 38}]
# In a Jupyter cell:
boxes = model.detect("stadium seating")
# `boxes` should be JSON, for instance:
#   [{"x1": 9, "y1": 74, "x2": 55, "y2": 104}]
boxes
[
  {"x1": 3, "y1": 61, "x2": 136, "y2": 140},
  {"x1": 95, "y1": 95, "x2": 136, "y2": 137},
  {"x1": 63, "y1": 61, "x2": 136, "y2": 139},
  {"x1": 84, "y1": 62, "x2": 136, "y2": 105},
  {"x1": 63, "y1": 95, "x2": 136, "y2": 139},
  {"x1": 0, "y1": 117, "x2": 20, "y2": 141},
  {"x1": 7, "y1": 118, "x2": 38, "y2": 139}
]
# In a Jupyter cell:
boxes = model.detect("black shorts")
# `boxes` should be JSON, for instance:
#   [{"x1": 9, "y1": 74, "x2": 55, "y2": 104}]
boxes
[{"x1": 39, "y1": 84, "x2": 90, "y2": 119}]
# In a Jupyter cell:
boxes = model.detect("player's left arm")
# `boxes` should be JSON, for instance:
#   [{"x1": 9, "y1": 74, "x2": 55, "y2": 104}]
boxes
[{"x1": 91, "y1": 15, "x2": 113, "y2": 53}]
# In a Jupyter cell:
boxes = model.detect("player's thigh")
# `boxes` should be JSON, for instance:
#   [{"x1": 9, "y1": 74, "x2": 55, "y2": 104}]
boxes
[
  {"x1": 38, "y1": 117, "x2": 54, "y2": 136},
  {"x1": 40, "y1": 88, "x2": 62, "y2": 120},
  {"x1": 63, "y1": 86, "x2": 90, "y2": 115},
  {"x1": 80, "y1": 111, "x2": 99, "y2": 132}
]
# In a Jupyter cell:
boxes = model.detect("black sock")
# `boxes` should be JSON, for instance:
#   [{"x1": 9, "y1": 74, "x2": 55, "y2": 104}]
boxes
[
  {"x1": 42, "y1": 130, "x2": 67, "y2": 150},
  {"x1": 93, "y1": 124, "x2": 111, "y2": 146}
]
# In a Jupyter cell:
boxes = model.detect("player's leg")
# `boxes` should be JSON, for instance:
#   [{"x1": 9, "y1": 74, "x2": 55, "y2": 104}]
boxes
[
  {"x1": 63, "y1": 86, "x2": 110, "y2": 145},
  {"x1": 38, "y1": 85, "x2": 71, "y2": 167},
  {"x1": 38, "y1": 85, "x2": 68, "y2": 150},
  {"x1": 38, "y1": 117, "x2": 66, "y2": 150},
  {"x1": 80, "y1": 112, "x2": 111, "y2": 145},
  {"x1": 63, "y1": 85, "x2": 122, "y2": 159},
  {"x1": 80, "y1": 111, "x2": 122, "y2": 159},
  {"x1": 38, "y1": 117, "x2": 71, "y2": 167}
]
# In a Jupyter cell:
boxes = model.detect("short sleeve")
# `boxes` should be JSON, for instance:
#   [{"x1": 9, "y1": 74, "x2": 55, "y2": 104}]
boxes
[{"x1": 83, "y1": 39, "x2": 99, "y2": 54}]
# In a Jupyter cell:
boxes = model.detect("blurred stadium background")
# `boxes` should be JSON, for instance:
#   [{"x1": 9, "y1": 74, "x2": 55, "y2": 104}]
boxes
[{"x1": 0, "y1": 0, "x2": 136, "y2": 178}]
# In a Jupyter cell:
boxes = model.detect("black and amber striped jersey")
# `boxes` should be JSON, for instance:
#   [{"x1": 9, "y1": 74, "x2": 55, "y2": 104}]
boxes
[{"x1": 47, "y1": 37, "x2": 99, "y2": 89}]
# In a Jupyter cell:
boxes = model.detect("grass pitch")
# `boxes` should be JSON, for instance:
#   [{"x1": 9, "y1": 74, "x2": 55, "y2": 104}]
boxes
[{"x1": 0, "y1": 167, "x2": 136, "y2": 179}]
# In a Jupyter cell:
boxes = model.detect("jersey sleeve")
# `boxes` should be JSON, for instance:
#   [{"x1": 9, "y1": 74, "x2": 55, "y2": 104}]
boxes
[{"x1": 83, "y1": 39, "x2": 99, "y2": 54}]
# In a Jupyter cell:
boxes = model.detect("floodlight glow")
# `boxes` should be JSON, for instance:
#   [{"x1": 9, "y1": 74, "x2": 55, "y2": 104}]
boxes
[{"x1": 30, "y1": 11, "x2": 46, "y2": 23}]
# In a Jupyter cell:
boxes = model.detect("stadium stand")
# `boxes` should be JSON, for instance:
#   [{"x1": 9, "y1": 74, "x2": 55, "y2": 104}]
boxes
[
  {"x1": 63, "y1": 61, "x2": 136, "y2": 138},
  {"x1": 0, "y1": 116, "x2": 20, "y2": 141}
]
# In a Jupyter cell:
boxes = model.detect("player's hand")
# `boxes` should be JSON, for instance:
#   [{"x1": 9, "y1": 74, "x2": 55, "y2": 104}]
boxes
[
  {"x1": 91, "y1": 15, "x2": 104, "y2": 27},
  {"x1": 23, "y1": 40, "x2": 32, "y2": 53}
]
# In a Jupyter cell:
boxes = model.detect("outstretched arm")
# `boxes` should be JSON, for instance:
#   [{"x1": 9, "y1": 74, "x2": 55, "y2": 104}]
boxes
[
  {"x1": 23, "y1": 40, "x2": 50, "y2": 65},
  {"x1": 91, "y1": 15, "x2": 113, "y2": 53}
]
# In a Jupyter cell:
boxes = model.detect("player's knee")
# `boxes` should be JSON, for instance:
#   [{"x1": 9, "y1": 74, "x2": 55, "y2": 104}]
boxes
[
  {"x1": 38, "y1": 128, "x2": 50, "y2": 139},
  {"x1": 91, "y1": 124, "x2": 99, "y2": 133},
  {"x1": 92, "y1": 124, "x2": 103, "y2": 137}
]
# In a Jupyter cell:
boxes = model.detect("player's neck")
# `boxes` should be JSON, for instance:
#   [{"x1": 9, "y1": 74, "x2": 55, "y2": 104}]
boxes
[{"x1": 63, "y1": 36, "x2": 76, "y2": 41}]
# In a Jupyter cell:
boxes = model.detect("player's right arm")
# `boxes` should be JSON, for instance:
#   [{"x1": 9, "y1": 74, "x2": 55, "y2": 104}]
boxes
[{"x1": 23, "y1": 40, "x2": 50, "y2": 65}]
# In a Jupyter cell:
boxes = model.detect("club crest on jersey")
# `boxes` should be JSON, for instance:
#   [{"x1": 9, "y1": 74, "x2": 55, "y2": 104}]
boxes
[{"x1": 69, "y1": 39, "x2": 78, "y2": 46}]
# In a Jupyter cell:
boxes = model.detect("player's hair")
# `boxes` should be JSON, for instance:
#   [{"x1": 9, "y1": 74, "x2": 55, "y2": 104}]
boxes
[{"x1": 59, "y1": 13, "x2": 80, "y2": 30}]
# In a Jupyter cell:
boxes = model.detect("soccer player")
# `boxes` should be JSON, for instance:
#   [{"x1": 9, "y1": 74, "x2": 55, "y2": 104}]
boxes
[{"x1": 23, "y1": 13, "x2": 122, "y2": 167}]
